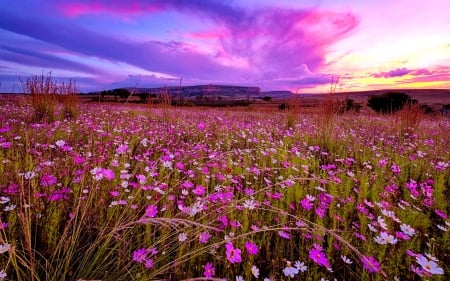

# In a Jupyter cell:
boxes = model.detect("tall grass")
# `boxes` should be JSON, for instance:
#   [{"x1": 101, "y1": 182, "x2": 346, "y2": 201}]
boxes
[
  {"x1": 21, "y1": 73, "x2": 79, "y2": 122},
  {"x1": 0, "y1": 101, "x2": 448, "y2": 280}
]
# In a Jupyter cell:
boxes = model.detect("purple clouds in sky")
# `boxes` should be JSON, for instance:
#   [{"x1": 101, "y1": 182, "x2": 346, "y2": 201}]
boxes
[{"x1": 0, "y1": 0, "x2": 359, "y2": 91}]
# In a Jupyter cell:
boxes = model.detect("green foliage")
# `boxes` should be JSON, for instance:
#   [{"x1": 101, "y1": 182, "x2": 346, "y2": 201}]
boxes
[{"x1": 367, "y1": 92, "x2": 414, "y2": 113}]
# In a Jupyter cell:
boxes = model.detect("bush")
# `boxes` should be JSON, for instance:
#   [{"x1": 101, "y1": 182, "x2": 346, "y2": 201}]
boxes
[
  {"x1": 367, "y1": 92, "x2": 414, "y2": 113},
  {"x1": 22, "y1": 73, "x2": 59, "y2": 122}
]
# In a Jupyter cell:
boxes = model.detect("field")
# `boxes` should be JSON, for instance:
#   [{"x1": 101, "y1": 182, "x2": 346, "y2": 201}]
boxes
[{"x1": 0, "y1": 96, "x2": 449, "y2": 281}]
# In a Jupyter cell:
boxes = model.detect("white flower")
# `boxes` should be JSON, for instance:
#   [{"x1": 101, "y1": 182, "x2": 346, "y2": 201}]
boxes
[
  {"x1": 0, "y1": 197, "x2": 10, "y2": 204},
  {"x1": 341, "y1": 255, "x2": 353, "y2": 264},
  {"x1": 283, "y1": 261, "x2": 299, "y2": 277},
  {"x1": 374, "y1": 231, "x2": 397, "y2": 245},
  {"x1": 436, "y1": 224, "x2": 448, "y2": 232},
  {"x1": 294, "y1": 260, "x2": 308, "y2": 272},
  {"x1": 24, "y1": 171, "x2": 36, "y2": 180},
  {"x1": 55, "y1": 140, "x2": 66, "y2": 147},
  {"x1": 400, "y1": 224, "x2": 415, "y2": 237},
  {"x1": 243, "y1": 199, "x2": 257, "y2": 210},
  {"x1": 236, "y1": 275, "x2": 244, "y2": 281},
  {"x1": 416, "y1": 254, "x2": 444, "y2": 275},
  {"x1": 0, "y1": 243, "x2": 10, "y2": 254},
  {"x1": 251, "y1": 265, "x2": 260, "y2": 278},
  {"x1": 377, "y1": 216, "x2": 388, "y2": 230},
  {"x1": 3, "y1": 204, "x2": 16, "y2": 212},
  {"x1": 0, "y1": 269, "x2": 7, "y2": 279}
]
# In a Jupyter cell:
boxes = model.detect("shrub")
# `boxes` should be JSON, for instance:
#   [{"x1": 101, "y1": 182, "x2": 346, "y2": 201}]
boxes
[
  {"x1": 21, "y1": 73, "x2": 59, "y2": 122},
  {"x1": 58, "y1": 79, "x2": 79, "y2": 119},
  {"x1": 367, "y1": 92, "x2": 414, "y2": 113}
]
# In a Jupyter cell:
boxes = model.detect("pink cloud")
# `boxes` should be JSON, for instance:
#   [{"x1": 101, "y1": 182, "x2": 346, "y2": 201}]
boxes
[
  {"x1": 373, "y1": 68, "x2": 411, "y2": 78},
  {"x1": 214, "y1": 8, "x2": 359, "y2": 79},
  {"x1": 59, "y1": 2, "x2": 165, "y2": 17}
]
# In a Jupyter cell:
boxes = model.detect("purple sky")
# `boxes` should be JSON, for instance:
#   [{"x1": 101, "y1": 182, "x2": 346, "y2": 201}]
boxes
[{"x1": 1, "y1": 0, "x2": 449, "y2": 93}]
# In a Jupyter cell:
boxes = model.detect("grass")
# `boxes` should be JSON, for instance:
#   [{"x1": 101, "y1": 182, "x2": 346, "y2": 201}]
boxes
[{"x1": 0, "y1": 97, "x2": 449, "y2": 280}]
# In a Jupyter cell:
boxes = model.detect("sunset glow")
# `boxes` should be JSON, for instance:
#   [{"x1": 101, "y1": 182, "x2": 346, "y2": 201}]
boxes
[{"x1": 0, "y1": 0, "x2": 449, "y2": 93}]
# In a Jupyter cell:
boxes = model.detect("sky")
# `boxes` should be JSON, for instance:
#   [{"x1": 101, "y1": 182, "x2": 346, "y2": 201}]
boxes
[{"x1": 0, "y1": 0, "x2": 449, "y2": 93}]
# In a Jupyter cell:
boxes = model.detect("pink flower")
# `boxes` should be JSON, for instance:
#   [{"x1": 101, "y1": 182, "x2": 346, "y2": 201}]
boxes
[
  {"x1": 244, "y1": 241, "x2": 259, "y2": 255},
  {"x1": 361, "y1": 255, "x2": 380, "y2": 273},
  {"x1": 308, "y1": 244, "x2": 330, "y2": 268},
  {"x1": 198, "y1": 231, "x2": 212, "y2": 244},
  {"x1": 132, "y1": 248, "x2": 147, "y2": 263},
  {"x1": 225, "y1": 242, "x2": 242, "y2": 264},
  {"x1": 203, "y1": 262, "x2": 215, "y2": 278},
  {"x1": 115, "y1": 144, "x2": 129, "y2": 154},
  {"x1": 145, "y1": 205, "x2": 158, "y2": 218},
  {"x1": 300, "y1": 198, "x2": 313, "y2": 210},
  {"x1": 40, "y1": 174, "x2": 57, "y2": 187},
  {"x1": 102, "y1": 169, "x2": 115, "y2": 180}
]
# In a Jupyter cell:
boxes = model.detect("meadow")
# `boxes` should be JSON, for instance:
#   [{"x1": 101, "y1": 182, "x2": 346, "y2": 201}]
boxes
[{"x1": 0, "y1": 97, "x2": 449, "y2": 281}]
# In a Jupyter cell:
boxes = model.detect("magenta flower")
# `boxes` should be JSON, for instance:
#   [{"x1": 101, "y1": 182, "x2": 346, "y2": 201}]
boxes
[
  {"x1": 203, "y1": 262, "x2": 215, "y2": 278},
  {"x1": 198, "y1": 231, "x2": 212, "y2": 244},
  {"x1": 145, "y1": 205, "x2": 158, "y2": 218},
  {"x1": 300, "y1": 198, "x2": 313, "y2": 210},
  {"x1": 102, "y1": 168, "x2": 115, "y2": 180},
  {"x1": 361, "y1": 255, "x2": 381, "y2": 273},
  {"x1": 132, "y1": 248, "x2": 147, "y2": 263},
  {"x1": 308, "y1": 244, "x2": 330, "y2": 268},
  {"x1": 40, "y1": 174, "x2": 57, "y2": 187},
  {"x1": 244, "y1": 240, "x2": 259, "y2": 255},
  {"x1": 225, "y1": 242, "x2": 242, "y2": 264}
]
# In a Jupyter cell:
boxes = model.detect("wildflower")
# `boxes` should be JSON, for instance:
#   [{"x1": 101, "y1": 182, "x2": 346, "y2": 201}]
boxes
[
  {"x1": 0, "y1": 197, "x2": 10, "y2": 204},
  {"x1": 341, "y1": 255, "x2": 353, "y2": 264},
  {"x1": 435, "y1": 209, "x2": 448, "y2": 220},
  {"x1": 225, "y1": 242, "x2": 242, "y2": 264},
  {"x1": 197, "y1": 122, "x2": 206, "y2": 130},
  {"x1": 24, "y1": 171, "x2": 36, "y2": 179},
  {"x1": 145, "y1": 205, "x2": 158, "y2": 218},
  {"x1": 374, "y1": 231, "x2": 398, "y2": 245},
  {"x1": 300, "y1": 198, "x2": 313, "y2": 210},
  {"x1": 132, "y1": 248, "x2": 147, "y2": 263},
  {"x1": 278, "y1": 230, "x2": 290, "y2": 239},
  {"x1": 294, "y1": 260, "x2": 308, "y2": 272},
  {"x1": 235, "y1": 275, "x2": 244, "y2": 281},
  {"x1": 0, "y1": 244, "x2": 10, "y2": 254},
  {"x1": 178, "y1": 232, "x2": 188, "y2": 242},
  {"x1": 116, "y1": 144, "x2": 129, "y2": 154},
  {"x1": 309, "y1": 244, "x2": 331, "y2": 268},
  {"x1": 283, "y1": 261, "x2": 299, "y2": 277},
  {"x1": 377, "y1": 216, "x2": 388, "y2": 230},
  {"x1": 416, "y1": 254, "x2": 444, "y2": 275},
  {"x1": 40, "y1": 174, "x2": 57, "y2": 187},
  {"x1": 243, "y1": 199, "x2": 257, "y2": 210},
  {"x1": 251, "y1": 265, "x2": 260, "y2": 278},
  {"x1": 198, "y1": 231, "x2": 212, "y2": 244},
  {"x1": 400, "y1": 224, "x2": 415, "y2": 237},
  {"x1": 361, "y1": 255, "x2": 380, "y2": 273},
  {"x1": 203, "y1": 262, "x2": 215, "y2": 278},
  {"x1": 244, "y1": 240, "x2": 259, "y2": 255},
  {"x1": 144, "y1": 258, "x2": 154, "y2": 268},
  {"x1": 55, "y1": 139, "x2": 66, "y2": 147},
  {"x1": 0, "y1": 270, "x2": 6, "y2": 279}
]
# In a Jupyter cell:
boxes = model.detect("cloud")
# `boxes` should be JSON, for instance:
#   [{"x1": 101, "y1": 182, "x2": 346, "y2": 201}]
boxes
[
  {"x1": 372, "y1": 67, "x2": 437, "y2": 79},
  {"x1": 0, "y1": 45, "x2": 100, "y2": 75},
  {"x1": 373, "y1": 67, "x2": 411, "y2": 78},
  {"x1": 0, "y1": 1, "x2": 359, "y2": 91},
  {"x1": 53, "y1": 0, "x2": 360, "y2": 79}
]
